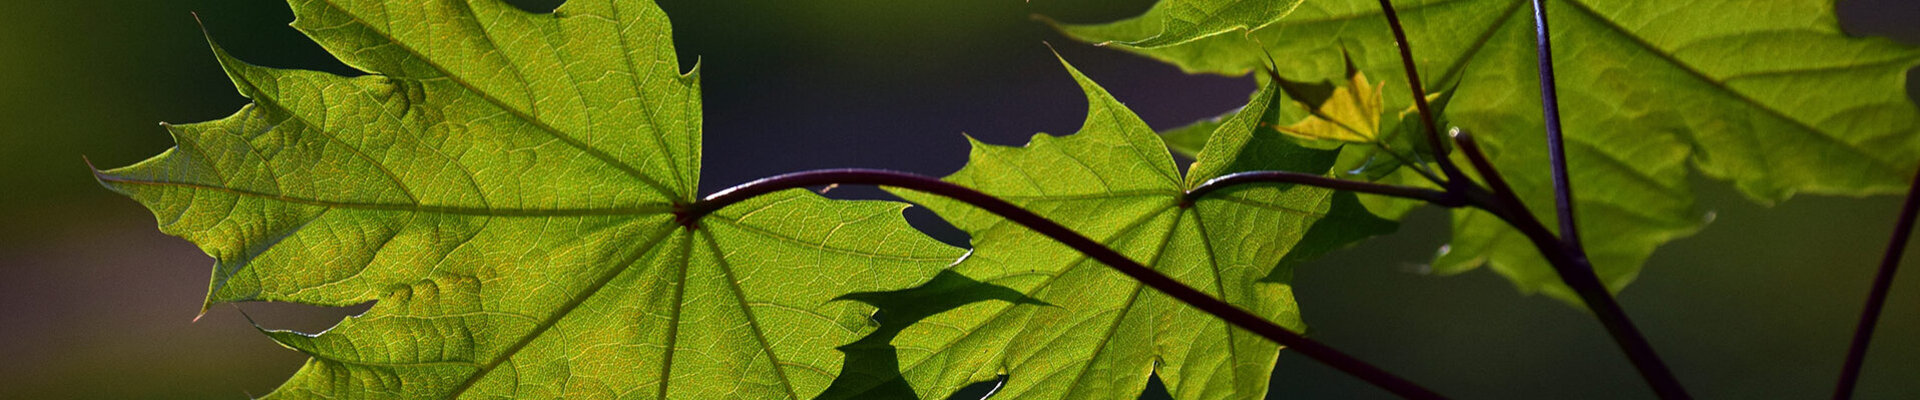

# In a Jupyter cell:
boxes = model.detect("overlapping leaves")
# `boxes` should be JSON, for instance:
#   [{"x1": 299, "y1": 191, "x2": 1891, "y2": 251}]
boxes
[
  {"x1": 817, "y1": 59, "x2": 1357, "y2": 399},
  {"x1": 1061, "y1": 0, "x2": 1920, "y2": 299},
  {"x1": 94, "y1": 0, "x2": 962, "y2": 398},
  {"x1": 96, "y1": 0, "x2": 1920, "y2": 399},
  {"x1": 1087, "y1": 0, "x2": 1310, "y2": 48}
]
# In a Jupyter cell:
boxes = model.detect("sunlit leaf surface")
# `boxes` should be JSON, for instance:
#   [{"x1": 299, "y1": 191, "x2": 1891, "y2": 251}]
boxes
[{"x1": 96, "y1": 1, "x2": 961, "y2": 398}]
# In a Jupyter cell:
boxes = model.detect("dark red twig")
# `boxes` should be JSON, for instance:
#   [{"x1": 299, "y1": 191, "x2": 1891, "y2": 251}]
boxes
[
  {"x1": 1833, "y1": 166, "x2": 1920, "y2": 399},
  {"x1": 1375, "y1": 0, "x2": 1467, "y2": 186},
  {"x1": 1528, "y1": 0, "x2": 1582, "y2": 249},
  {"x1": 1186, "y1": 170, "x2": 1464, "y2": 207},
  {"x1": 1453, "y1": 131, "x2": 1690, "y2": 399},
  {"x1": 684, "y1": 169, "x2": 1448, "y2": 400},
  {"x1": 1448, "y1": 130, "x2": 1521, "y2": 205}
]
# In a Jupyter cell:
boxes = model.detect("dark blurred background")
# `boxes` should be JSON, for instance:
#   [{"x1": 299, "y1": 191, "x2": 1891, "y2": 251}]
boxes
[{"x1": 2, "y1": 0, "x2": 1917, "y2": 398}]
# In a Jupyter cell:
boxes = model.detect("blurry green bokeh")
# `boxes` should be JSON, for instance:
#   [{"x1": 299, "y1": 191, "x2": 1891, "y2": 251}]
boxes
[{"x1": 0, "y1": 0, "x2": 1913, "y2": 399}]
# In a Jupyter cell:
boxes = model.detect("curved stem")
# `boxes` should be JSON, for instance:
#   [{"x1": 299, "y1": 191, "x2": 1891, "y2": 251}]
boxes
[
  {"x1": 1374, "y1": 0, "x2": 1467, "y2": 187},
  {"x1": 1833, "y1": 166, "x2": 1920, "y2": 399},
  {"x1": 1451, "y1": 129, "x2": 1523, "y2": 204},
  {"x1": 1452, "y1": 132, "x2": 1691, "y2": 399},
  {"x1": 686, "y1": 169, "x2": 1447, "y2": 400},
  {"x1": 1375, "y1": 142, "x2": 1450, "y2": 188},
  {"x1": 1529, "y1": 0, "x2": 1582, "y2": 248},
  {"x1": 1187, "y1": 170, "x2": 1464, "y2": 207}
]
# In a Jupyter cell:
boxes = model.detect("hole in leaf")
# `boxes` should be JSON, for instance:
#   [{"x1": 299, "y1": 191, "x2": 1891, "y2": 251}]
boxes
[
  {"x1": 502, "y1": 0, "x2": 564, "y2": 13},
  {"x1": 947, "y1": 375, "x2": 1007, "y2": 400},
  {"x1": 221, "y1": 301, "x2": 373, "y2": 336}
]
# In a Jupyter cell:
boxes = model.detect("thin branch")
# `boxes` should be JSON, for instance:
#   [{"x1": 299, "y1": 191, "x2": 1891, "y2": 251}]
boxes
[
  {"x1": 1252, "y1": 65, "x2": 1447, "y2": 188},
  {"x1": 1186, "y1": 170, "x2": 1464, "y2": 207},
  {"x1": 1450, "y1": 129, "x2": 1522, "y2": 202},
  {"x1": 1452, "y1": 132, "x2": 1692, "y2": 400},
  {"x1": 685, "y1": 169, "x2": 1448, "y2": 400},
  {"x1": 1375, "y1": 141, "x2": 1450, "y2": 188},
  {"x1": 1338, "y1": 2, "x2": 1682, "y2": 391},
  {"x1": 1833, "y1": 166, "x2": 1920, "y2": 399},
  {"x1": 1374, "y1": 0, "x2": 1467, "y2": 186},
  {"x1": 1529, "y1": 0, "x2": 1581, "y2": 247}
]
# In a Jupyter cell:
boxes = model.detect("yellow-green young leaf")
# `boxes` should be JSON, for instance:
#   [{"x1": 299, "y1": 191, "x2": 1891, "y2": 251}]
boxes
[
  {"x1": 838, "y1": 59, "x2": 1335, "y2": 399},
  {"x1": 1165, "y1": 74, "x2": 1456, "y2": 220},
  {"x1": 93, "y1": 1, "x2": 961, "y2": 398},
  {"x1": 1061, "y1": 0, "x2": 1920, "y2": 300},
  {"x1": 1273, "y1": 69, "x2": 1386, "y2": 143}
]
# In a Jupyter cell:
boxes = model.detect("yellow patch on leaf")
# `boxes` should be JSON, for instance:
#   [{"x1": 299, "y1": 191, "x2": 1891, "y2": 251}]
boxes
[{"x1": 1274, "y1": 70, "x2": 1384, "y2": 143}]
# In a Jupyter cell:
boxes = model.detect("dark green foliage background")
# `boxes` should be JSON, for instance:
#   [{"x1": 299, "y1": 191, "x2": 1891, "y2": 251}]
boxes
[{"x1": 0, "y1": 0, "x2": 1915, "y2": 398}]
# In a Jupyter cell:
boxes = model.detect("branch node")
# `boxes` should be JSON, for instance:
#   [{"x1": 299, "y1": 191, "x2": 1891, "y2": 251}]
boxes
[{"x1": 672, "y1": 202, "x2": 703, "y2": 230}]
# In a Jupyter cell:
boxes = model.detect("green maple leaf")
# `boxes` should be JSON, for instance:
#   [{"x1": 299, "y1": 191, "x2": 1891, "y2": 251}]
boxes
[
  {"x1": 93, "y1": 1, "x2": 961, "y2": 398},
  {"x1": 1060, "y1": 0, "x2": 1920, "y2": 300},
  {"x1": 824, "y1": 58, "x2": 1340, "y2": 399},
  {"x1": 1066, "y1": 0, "x2": 1309, "y2": 48}
]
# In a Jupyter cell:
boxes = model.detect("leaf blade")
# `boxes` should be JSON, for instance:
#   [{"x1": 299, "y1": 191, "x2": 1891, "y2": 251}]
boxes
[
  {"x1": 1061, "y1": 0, "x2": 1920, "y2": 298},
  {"x1": 849, "y1": 59, "x2": 1339, "y2": 400},
  {"x1": 97, "y1": 1, "x2": 964, "y2": 398}
]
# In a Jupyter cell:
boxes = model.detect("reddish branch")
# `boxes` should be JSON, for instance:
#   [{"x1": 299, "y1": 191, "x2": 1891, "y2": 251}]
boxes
[
  {"x1": 684, "y1": 169, "x2": 1448, "y2": 400},
  {"x1": 1833, "y1": 166, "x2": 1920, "y2": 399}
]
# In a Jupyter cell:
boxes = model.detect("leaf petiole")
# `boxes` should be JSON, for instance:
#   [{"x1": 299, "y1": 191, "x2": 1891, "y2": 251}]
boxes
[
  {"x1": 1373, "y1": 141, "x2": 1448, "y2": 187},
  {"x1": 1373, "y1": 0, "x2": 1467, "y2": 188},
  {"x1": 1833, "y1": 165, "x2": 1920, "y2": 399},
  {"x1": 1528, "y1": 0, "x2": 1581, "y2": 248},
  {"x1": 1372, "y1": 0, "x2": 1690, "y2": 395},
  {"x1": 1452, "y1": 130, "x2": 1690, "y2": 399},
  {"x1": 1186, "y1": 170, "x2": 1461, "y2": 207},
  {"x1": 685, "y1": 168, "x2": 1449, "y2": 400}
]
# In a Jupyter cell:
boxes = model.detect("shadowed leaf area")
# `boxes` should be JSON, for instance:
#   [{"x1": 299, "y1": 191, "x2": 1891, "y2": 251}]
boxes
[
  {"x1": 94, "y1": 0, "x2": 1389, "y2": 398},
  {"x1": 827, "y1": 55, "x2": 1387, "y2": 399},
  {"x1": 90, "y1": 0, "x2": 1920, "y2": 399},
  {"x1": 1062, "y1": 0, "x2": 1920, "y2": 301},
  {"x1": 820, "y1": 270, "x2": 1047, "y2": 399}
]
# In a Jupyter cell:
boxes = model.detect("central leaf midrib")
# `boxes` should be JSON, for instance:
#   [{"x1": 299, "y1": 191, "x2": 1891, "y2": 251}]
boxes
[
  {"x1": 237, "y1": 84, "x2": 424, "y2": 206},
  {"x1": 655, "y1": 230, "x2": 692, "y2": 400},
  {"x1": 1554, "y1": 0, "x2": 1910, "y2": 175},
  {"x1": 700, "y1": 228, "x2": 805, "y2": 400},
  {"x1": 1057, "y1": 206, "x2": 1184, "y2": 398},
  {"x1": 444, "y1": 222, "x2": 680, "y2": 398},
  {"x1": 1259, "y1": 0, "x2": 1485, "y2": 34},
  {"x1": 95, "y1": 176, "x2": 674, "y2": 217},
  {"x1": 307, "y1": 0, "x2": 684, "y2": 200},
  {"x1": 1426, "y1": 0, "x2": 1526, "y2": 89},
  {"x1": 604, "y1": 3, "x2": 697, "y2": 195},
  {"x1": 1183, "y1": 205, "x2": 1247, "y2": 395},
  {"x1": 867, "y1": 199, "x2": 1177, "y2": 395},
  {"x1": 710, "y1": 217, "x2": 959, "y2": 261}
]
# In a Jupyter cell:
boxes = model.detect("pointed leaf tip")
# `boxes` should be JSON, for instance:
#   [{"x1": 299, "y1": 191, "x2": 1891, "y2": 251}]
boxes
[{"x1": 103, "y1": 2, "x2": 964, "y2": 398}]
